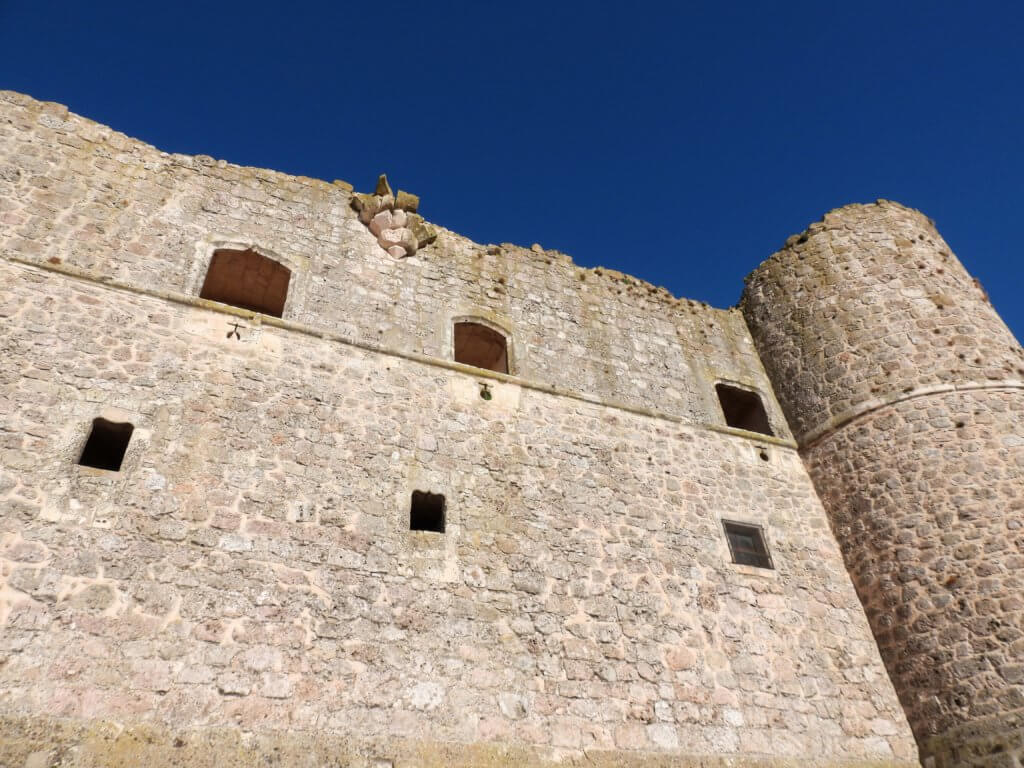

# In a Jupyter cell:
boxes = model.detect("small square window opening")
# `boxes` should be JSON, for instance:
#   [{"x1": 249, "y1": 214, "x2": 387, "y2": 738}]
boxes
[
  {"x1": 78, "y1": 418, "x2": 134, "y2": 472},
  {"x1": 410, "y1": 490, "x2": 445, "y2": 533},
  {"x1": 723, "y1": 520, "x2": 773, "y2": 569},
  {"x1": 715, "y1": 383, "x2": 773, "y2": 436}
]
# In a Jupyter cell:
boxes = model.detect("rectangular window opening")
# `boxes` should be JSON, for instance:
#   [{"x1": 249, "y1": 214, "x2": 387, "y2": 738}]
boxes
[
  {"x1": 410, "y1": 490, "x2": 445, "y2": 533},
  {"x1": 723, "y1": 520, "x2": 773, "y2": 570},
  {"x1": 716, "y1": 383, "x2": 773, "y2": 436},
  {"x1": 78, "y1": 417, "x2": 134, "y2": 472}
]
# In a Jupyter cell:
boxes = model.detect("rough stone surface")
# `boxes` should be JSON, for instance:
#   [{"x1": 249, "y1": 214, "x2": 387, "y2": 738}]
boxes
[
  {"x1": 0, "y1": 90, "x2": 777, "y2": 432},
  {"x1": 0, "y1": 257, "x2": 910, "y2": 764},
  {"x1": 5, "y1": 91, "x2": 1008, "y2": 767},
  {"x1": 743, "y1": 201, "x2": 1024, "y2": 767},
  {"x1": 0, "y1": 715, "x2": 917, "y2": 768},
  {"x1": 742, "y1": 201, "x2": 1024, "y2": 443},
  {"x1": 804, "y1": 391, "x2": 1024, "y2": 768}
]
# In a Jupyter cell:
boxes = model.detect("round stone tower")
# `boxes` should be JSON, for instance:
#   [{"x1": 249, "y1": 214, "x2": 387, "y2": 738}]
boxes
[{"x1": 741, "y1": 201, "x2": 1024, "y2": 767}]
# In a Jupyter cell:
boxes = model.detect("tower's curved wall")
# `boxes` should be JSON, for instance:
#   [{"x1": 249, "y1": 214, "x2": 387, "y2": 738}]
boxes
[
  {"x1": 743, "y1": 201, "x2": 1024, "y2": 767},
  {"x1": 742, "y1": 201, "x2": 1024, "y2": 443}
]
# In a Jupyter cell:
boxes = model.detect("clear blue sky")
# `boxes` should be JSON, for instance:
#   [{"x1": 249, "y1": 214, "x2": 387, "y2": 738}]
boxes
[{"x1": 2, "y1": 1, "x2": 1022, "y2": 338}]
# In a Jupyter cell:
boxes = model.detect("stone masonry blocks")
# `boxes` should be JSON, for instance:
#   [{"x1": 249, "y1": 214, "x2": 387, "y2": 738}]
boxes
[
  {"x1": 0, "y1": 259, "x2": 915, "y2": 764},
  {"x1": 742, "y1": 201, "x2": 1024, "y2": 767},
  {"x1": 804, "y1": 390, "x2": 1024, "y2": 767},
  {"x1": 7, "y1": 90, "x2": 1010, "y2": 766},
  {"x1": 742, "y1": 200, "x2": 1024, "y2": 443}
]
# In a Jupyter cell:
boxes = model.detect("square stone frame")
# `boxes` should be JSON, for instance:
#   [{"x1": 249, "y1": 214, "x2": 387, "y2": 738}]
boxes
[
  {"x1": 718, "y1": 516, "x2": 779, "y2": 579},
  {"x1": 59, "y1": 405, "x2": 151, "y2": 528}
]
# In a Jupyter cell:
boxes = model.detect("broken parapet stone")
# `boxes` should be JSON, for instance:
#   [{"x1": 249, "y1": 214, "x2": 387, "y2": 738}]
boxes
[{"x1": 351, "y1": 174, "x2": 437, "y2": 258}]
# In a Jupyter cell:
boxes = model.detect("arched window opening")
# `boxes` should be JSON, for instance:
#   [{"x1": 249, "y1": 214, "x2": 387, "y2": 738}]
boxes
[
  {"x1": 715, "y1": 383, "x2": 773, "y2": 436},
  {"x1": 453, "y1": 321, "x2": 509, "y2": 374},
  {"x1": 78, "y1": 418, "x2": 134, "y2": 472},
  {"x1": 199, "y1": 248, "x2": 291, "y2": 318}
]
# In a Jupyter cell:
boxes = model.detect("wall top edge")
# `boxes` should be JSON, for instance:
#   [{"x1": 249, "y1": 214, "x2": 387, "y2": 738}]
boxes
[
  {"x1": 740, "y1": 199, "x2": 935, "y2": 293},
  {"x1": 1, "y1": 88, "x2": 743, "y2": 318}
]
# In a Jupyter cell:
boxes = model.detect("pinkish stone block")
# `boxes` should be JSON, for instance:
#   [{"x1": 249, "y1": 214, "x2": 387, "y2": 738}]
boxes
[{"x1": 369, "y1": 210, "x2": 393, "y2": 237}]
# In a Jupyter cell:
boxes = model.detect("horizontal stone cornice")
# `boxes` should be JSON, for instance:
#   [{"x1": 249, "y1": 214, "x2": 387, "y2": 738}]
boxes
[{"x1": 2, "y1": 252, "x2": 798, "y2": 450}]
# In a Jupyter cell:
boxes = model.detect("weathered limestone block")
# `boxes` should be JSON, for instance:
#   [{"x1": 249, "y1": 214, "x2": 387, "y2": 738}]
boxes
[
  {"x1": 352, "y1": 192, "x2": 395, "y2": 224},
  {"x1": 407, "y1": 212, "x2": 438, "y2": 249},
  {"x1": 395, "y1": 189, "x2": 419, "y2": 212},
  {"x1": 350, "y1": 177, "x2": 431, "y2": 256},
  {"x1": 379, "y1": 226, "x2": 416, "y2": 252},
  {"x1": 374, "y1": 173, "x2": 393, "y2": 196}
]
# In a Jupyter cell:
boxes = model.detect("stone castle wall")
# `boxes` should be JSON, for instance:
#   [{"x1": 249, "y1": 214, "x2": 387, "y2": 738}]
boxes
[
  {"x1": 0, "y1": 89, "x2": 784, "y2": 436},
  {"x1": 0, "y1": 261, "x2": 915, "y2": 766},
  {"x1": 742, "y1": 203, "x2": 1024, "y2": 767},
  {"x1": 0, "y1": 92, "x2": 920, "y2": 766}
]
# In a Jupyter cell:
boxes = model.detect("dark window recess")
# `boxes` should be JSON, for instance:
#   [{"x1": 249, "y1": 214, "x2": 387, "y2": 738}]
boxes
[
  {"x1": 199, "y1": 248, "x2": 291, "y2": 317},
  {"x1": 78, "y1": 418, "x2": 134, "y2": 471},
  {"x1": 453, "y1": 322, "x2": 509, "y2": 374},
  {"x1": 716, "y1": 383, "x2": 773, "y2": 436},
  {"x1": 410, "y1": 490, "x2": 445, "y2": 533},
  {"x1": 723, "y1": 520, "x2": 773, "y2": 569}
]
